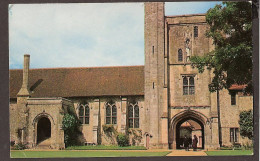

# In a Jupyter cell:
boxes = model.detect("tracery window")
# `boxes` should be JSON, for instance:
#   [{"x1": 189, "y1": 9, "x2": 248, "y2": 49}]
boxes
[
  {"x1": 106, "y1": 104, "x2": 117, "y2": 124},
  {"x1": 178, "y1": 49, "x2": 183, "y2": 62},
  {"x1": 79, "y1": 105, "x2": 90, "y2": 124},
  {"x1": 128, "y1": 105, "x2": 139, "y2": 128},
  {"x1": 183, "y1": 76, "x2": 195, "y2": 95}
]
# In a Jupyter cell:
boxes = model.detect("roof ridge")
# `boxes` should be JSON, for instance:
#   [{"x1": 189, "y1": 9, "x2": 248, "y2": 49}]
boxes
[
  {"x1": 10, "y1": 65, "x2": 145, "y2": 70},
  {"x1": 165, "y1": 13, "x2": 206, "y2": 18}
]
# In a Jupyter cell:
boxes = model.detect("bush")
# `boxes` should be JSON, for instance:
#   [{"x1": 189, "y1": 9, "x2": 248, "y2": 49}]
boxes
[
  {"x1": 62, "y1": 113, "x2": 80, "y2": 147},
  {"x1": 239, "y1": 110, "x2": 253, "y2": 140},
  {"x1": 12, "y1": 143, "x2": 27, "y2": 150},
  {"x1": 116, "y1": 133, "x2": 129, "y2": 147}
]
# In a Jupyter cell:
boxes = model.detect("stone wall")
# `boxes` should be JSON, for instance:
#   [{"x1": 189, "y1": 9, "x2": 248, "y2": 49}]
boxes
[{"x1": 70, "y1": 96, "x2": 145, "y2": 146}]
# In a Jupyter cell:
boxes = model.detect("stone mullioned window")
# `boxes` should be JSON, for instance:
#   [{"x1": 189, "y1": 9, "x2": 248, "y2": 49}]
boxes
[
  {"x1": 79, "y1": 105, "x2": 90, "y2": 124},
  {"x1": 128, "y1": 105, "x2": 139, "y2": 128},
  {"x1": 183, "y1": 76, "x2": 195, "y2": 95},
  {"x1": 230, "y1": 128, "x2": 239, "y2": 143},
  {"x1": 106, "y1": 104, "x2": 117, "y2": 124}
]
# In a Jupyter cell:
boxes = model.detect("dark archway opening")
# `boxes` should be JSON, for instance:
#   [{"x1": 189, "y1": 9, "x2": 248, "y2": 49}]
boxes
[
  {"x1": 176, "y1": 117, "x2": 204, "y2": 149},
  {"x1": 37, "y1": 117, "x2": 51, "y2": 144}
]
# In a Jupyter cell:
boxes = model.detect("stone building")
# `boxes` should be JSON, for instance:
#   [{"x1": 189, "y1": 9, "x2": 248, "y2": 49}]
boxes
[{"x1": 10, "y1": 2, "x2": 253, "y2": 150}]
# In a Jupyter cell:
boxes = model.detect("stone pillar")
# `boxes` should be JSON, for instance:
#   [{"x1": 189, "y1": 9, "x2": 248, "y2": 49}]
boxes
[
  {"x1": 121, "y1": 98, "x2": 127, "y2": 133},
  {"x1": 93, "y1": 99, "x2": 100, "y2": 144}
]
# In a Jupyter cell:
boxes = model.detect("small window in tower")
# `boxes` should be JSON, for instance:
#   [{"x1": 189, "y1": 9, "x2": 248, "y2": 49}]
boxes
[
  {"x1": 194, "y1": 26, "x2": 198, "y2": 37},
  {"x1": 231, "y1": 92, "x2": 236, "y2": 105},
  {"x1": 178, "y1": 49, "x2": 183, "y2": 62}
]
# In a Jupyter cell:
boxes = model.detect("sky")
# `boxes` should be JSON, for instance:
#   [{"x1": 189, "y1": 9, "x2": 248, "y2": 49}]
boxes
[{"x1": 9, "y1": 2, "x2": 222, "y2": 69}]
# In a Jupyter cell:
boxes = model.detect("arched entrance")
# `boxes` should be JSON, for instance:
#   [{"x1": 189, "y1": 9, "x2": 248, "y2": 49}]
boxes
[
  {"x1": 176, "y1": 117, "x2": 204, "y2": 149},
  {"x1": 37, "y1": 117, "x2": 51, "y2": 144},
  {"x1": 169, "y1": 110, "x2": 207, "y2": 149}
]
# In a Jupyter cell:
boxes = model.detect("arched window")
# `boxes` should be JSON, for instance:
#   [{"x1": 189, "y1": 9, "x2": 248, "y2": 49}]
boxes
[
  {"x1": 194, "y1": 26, "x2": 198, "y2": 37},
  {"x1": 183, "y1": 76, "x2": 195, "y2": 95},
  {"x1": 79, "y1": 105, "x2": 90, "y2": 124},
  {"x1": 106, "y1": 104, "x2": 117, "y2": 124},
  {"x1": 178, "y1": 49, "x2": 183, "y2": 62},
  {"x1": 128, "y1": 105, "x2": 139, "y2": 128}
]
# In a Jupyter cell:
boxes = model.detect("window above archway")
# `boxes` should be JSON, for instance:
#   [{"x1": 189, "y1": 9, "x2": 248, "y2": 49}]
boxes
[{"x1": 183, "y1": 76, "x2": 195, "y2": 95}]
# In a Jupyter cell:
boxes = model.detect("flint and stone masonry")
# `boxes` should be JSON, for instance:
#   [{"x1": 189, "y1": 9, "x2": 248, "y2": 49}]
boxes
[{"x1": 10, "y1": 2, "x2": 253, "y2": 149}]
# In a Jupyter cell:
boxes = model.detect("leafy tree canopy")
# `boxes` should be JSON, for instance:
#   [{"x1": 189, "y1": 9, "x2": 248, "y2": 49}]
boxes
[
  {"x1": 190, "y1": 2, "x2": 252, "y2": 93},
  {"x1": 239, "y1": 110, "x2": 253, "y2": 140}
]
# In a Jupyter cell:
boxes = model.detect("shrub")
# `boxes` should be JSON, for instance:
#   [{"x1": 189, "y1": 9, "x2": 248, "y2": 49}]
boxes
[
  {"x1": 239, "y1": 110, "x2": 253, "y2": 140},
  {"x1": 12, "y1": 143, "x2": 27, "y2": 150},
  {"x1": 116, "y1": 133, "x2": 129, "y2": 147},
  {"x1": 62, "y1": 113, "x2": 80, "y2": 147}
]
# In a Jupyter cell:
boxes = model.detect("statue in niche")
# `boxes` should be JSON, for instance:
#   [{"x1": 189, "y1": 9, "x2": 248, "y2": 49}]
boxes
[{"x1": 185, "y1": 38, "x2": 191, "y2": 62}]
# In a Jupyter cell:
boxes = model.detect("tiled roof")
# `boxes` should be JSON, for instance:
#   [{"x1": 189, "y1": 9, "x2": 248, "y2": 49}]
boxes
[
  {"x1": 10, "y1": 66, "x2": 144, "y2": 98},
  {"x1": 229, "y1": 84, "x2": 247, "y2": 90}
]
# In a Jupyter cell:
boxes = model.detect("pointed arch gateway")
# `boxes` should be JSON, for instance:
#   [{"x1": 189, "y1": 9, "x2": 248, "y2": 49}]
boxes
[
  {"x1": 32, "y1": 113, "x2": 55, "y2": 146},
  {"x1": 169, "y1": 110, "x2": 208, "y2": 149}
]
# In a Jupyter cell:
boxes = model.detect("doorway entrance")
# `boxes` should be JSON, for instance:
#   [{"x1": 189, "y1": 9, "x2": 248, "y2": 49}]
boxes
[
  {"x1": 37, "y1": 117, "x2": 51, "y2": 144},
  {"x1": 176, "y1": 117, "x2": 204, "y2": 149}
]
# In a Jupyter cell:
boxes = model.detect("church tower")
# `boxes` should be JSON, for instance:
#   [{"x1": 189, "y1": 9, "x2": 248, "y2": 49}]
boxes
[{"x1": 144, "y1": 2, "x2": 168, "y2": 149}]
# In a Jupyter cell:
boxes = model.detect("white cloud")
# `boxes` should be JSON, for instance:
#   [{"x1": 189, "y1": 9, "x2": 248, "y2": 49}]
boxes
[
  {"x1": 9, "y1": 2, "x2": 220, "y2": 69},
  {"x1": 9, "y1": 3, "x2": 145, "y2": 69}
]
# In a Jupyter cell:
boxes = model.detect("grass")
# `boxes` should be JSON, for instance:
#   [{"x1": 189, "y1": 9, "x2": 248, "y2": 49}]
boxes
[
  {"x1": 10, "y1": 150, "x2": 171, "y2": 158},
  {"x1": 206, "y1": 150, "x2": 253, "y2": 156},
  {"x1": 66, "y1": 145, "x2": 147, "y2": 150}
]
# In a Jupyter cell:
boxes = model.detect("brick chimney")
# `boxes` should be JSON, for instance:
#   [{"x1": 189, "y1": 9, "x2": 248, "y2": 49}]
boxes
[{"x1": 17, "y1": 54, "x2": 30, "y2": 97}]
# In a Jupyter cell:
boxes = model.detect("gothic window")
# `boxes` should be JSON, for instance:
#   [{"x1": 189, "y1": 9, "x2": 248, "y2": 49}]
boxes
[
  {"x1": 128, "y1": 105, "x2": 139, "y2": 128},
  {"x1": 231, "y1": 92, "x2": 236, "y2": 105},
  {"x1": 183, "y1": 76, "x2": 195, "y2": 95},
  {"x1": 194, "y1": 26, "x2": 198, "y2": 37},
  {"x1": 106, "y1": 104, "x2": 117, "y2": 124},
  {"x1": 230, "y1": 128, "x2": 239, "y2": 143},
  {"x1": 79, "y1": 105, "x2": 90, "y2": 124},
  {"x1": 178, "y1": 49, "x2": 183, "y2": 62}
]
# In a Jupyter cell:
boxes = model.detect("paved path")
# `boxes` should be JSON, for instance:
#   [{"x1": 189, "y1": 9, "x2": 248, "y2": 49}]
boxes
[{"x1": 166, "y1": 150, "x2": 207, "y2": 156}]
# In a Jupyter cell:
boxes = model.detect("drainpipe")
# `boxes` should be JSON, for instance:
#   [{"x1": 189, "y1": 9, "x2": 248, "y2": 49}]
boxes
[{"x1": 217, "y1": 89, "x2": 222, "y2": 147}]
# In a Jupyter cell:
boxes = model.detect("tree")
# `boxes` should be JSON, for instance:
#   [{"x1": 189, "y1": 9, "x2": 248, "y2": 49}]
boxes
[
  {"x1": 239, "y1": 110, "x2": 253, "y2": 140},
  {"x1": 190, "y1": 1, "x2": 252, "y2": 94},
  {"x1": 190, "y1": 2, "x2": 252, "y2": 147}
]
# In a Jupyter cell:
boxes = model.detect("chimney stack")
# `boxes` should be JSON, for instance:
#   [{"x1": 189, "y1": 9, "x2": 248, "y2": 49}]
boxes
[{"x1": 17, "y1": 54, "x2": 30, "y2": 96}]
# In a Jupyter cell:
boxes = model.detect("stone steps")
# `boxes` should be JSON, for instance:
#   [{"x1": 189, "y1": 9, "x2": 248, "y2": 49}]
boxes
[{"x1": 35, "y1": 138, "x2": 52, "y2": 149}]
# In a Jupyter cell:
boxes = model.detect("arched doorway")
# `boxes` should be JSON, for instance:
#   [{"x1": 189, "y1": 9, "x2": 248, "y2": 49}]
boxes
[
  {"x1": 176, "y1": 117, "x2": 204, "y2": 149},
  {"x1": 37, "y1": 117, "x2": 51, "y2": 144}
]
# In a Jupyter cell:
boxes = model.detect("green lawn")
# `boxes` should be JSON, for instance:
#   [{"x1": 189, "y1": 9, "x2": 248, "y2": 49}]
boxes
[
  {"x1": 206, "y1": 150, "x2": 253, "y2": 156},
  {"x1": 11, "y1": 151, "x2": 171, "y2": 158},
  {"x1": 66, "y1": 145, "x2": 147, "y2": 150}
]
